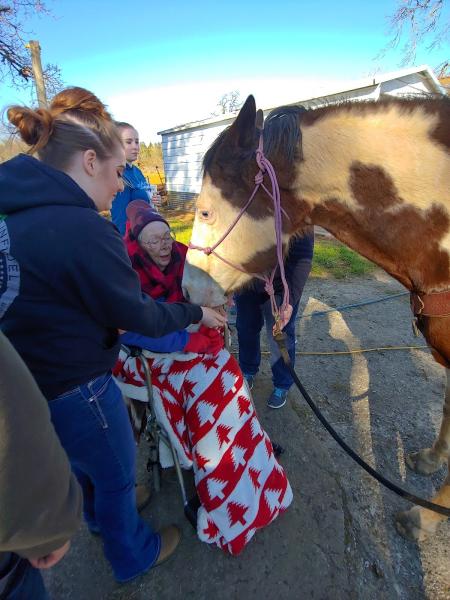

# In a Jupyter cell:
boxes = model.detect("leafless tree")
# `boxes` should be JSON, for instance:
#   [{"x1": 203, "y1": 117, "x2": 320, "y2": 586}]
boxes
[
  {"x1": 379, "y1": 0, "x2": 449, "y2": 76},
  {"x1": 212, "y1": 90, "x2": 243, "y2": 116},
  {"x1": 0, "y1": 1, "x2": 62, "y2": 95}
]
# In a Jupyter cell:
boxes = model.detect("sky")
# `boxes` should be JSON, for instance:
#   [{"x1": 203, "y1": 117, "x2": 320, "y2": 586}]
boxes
[{"x1": 1, "y1": 0, "x2": 449, "y2": 141}]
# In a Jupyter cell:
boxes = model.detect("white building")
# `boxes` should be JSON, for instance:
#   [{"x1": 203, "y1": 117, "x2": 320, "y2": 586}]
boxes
[{"x1": 157, "y1": 66, "x2": 444, "y2": 206}]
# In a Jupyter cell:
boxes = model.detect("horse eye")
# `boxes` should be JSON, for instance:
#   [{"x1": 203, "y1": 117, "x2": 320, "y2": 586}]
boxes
[{"x1": 200, "y1": 210, "x2": 210, "y2": 219}]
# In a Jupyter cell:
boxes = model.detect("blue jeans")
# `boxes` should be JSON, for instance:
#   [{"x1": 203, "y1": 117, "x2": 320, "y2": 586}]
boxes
[
  {"x1": 235, "y1": 292, "x2": 299, "y2": 391},
  {"x1": 0, "y1": 555, "x2": 48, "y2": 600},
  {"x1": 49, "y1": 373, "x2": 160, "y2": 583}
]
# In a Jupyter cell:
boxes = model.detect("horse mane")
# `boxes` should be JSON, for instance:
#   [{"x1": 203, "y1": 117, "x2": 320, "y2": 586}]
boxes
[
  {"x1": 263, "y1": 105, "x2": 307, "y2": 166},
  {"x1": 202, "y1": 104, "x2": 307, "y2": 172}
]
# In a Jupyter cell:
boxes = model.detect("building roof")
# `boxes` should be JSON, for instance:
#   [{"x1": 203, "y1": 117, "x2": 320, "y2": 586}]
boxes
[{"x1": 157, "y1": 65, "x2": 444, "y2": 136}]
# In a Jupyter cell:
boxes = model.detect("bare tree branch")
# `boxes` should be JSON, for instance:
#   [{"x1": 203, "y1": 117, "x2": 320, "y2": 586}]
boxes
[
  {"x1": 0, "y1": 1, "x2": 63, "y2": 93},
  {"x1": 377, "y1": 0, "x2": 449, "y2": 75},
  {"x1": 212, "y1": 90, "x2": 243, "y2": 116}
]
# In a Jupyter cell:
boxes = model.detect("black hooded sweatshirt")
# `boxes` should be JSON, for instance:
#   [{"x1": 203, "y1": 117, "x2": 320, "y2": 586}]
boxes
[{"x1": 0, "y1": 154, "x2": 202, "y2": 399}]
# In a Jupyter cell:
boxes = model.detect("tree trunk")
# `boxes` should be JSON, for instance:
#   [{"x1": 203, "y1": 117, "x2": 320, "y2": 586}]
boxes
[{"x1": 28, "y1": 40, "x2": 47, "y2": 108}]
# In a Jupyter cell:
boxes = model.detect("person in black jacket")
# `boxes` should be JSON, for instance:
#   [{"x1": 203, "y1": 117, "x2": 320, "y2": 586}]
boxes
[
  {"x1": 235, "y1": 233, "x2": 314, "y2": 409},
  {"x1": 0, "y1": 86, "x2": 226, "y2": 583}
]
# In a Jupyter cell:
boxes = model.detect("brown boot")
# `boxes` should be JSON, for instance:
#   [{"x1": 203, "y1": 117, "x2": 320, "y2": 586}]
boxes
[
  {"x1": 136, "y1": 484, "x2": 152, "y2": 512},
  {"x1": 154, "y1": 525, "x2": 181, "y2": 566}
]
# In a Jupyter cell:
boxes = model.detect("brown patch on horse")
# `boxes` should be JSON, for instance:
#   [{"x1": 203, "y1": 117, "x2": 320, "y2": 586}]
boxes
[
  {"x1": 241, "y1": 245, "x2": 279, "y2": 275},
  {"x1": 311, "y1": 163, "x2": 450, "y2": 291},
  {"x1": 348, "y1": 162, "x2": 450, "y2": 289},
  {"x1": 204, "y1": 151, "x2": 274, "y2": 221},
  {"x1": 311, "y1": 196, "x2": 416, "y2": 284},
  {"x1": 349, "y1": 163, "x2": 402, "y2": 210},
  {"x1": 418, "y1": 316, "x2": 450, "y2": 368}
]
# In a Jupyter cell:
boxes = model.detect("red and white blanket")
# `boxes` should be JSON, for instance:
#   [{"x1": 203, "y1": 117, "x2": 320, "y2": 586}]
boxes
[{"x1": 113, "y1": 347, "x2": 293, "y2": 555}]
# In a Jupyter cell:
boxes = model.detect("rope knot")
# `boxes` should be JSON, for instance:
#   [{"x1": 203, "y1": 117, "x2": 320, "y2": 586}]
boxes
[
  {"x1": 254, "y1": 170, "x2": 264, "y2": 185},
  {"x1": 264, "y1": 281, "x2": 274, "y2": 295},
  {"x1": 255, "y1": 149, "x2": 266, "y2": 173}
]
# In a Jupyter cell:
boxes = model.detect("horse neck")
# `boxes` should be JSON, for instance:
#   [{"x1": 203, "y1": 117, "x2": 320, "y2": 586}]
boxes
[{"x1": 288, "y1": 102, "x2": 450, "y2": 293}]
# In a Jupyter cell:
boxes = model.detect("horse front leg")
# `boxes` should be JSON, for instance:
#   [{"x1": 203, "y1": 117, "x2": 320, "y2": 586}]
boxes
[
  {"x1": 395, "y1": 470, "x2": 450, "y2": 541},
  {"x1": 395, "y1": 369, "x2": 450, "y2": 541},
  {"x1": 406, "y1": 369, "x2": 450, "y2": 475}
]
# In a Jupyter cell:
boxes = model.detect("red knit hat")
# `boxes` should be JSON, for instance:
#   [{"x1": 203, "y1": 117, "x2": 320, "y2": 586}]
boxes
[{"x1": 126, "y1": 200, "x2": 169, "y2": 239}]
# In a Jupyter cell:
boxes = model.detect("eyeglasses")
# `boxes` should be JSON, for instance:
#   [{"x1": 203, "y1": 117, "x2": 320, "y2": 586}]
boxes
[{"x1": 140, "y1": 231, "x2": 176, "y2": 249}]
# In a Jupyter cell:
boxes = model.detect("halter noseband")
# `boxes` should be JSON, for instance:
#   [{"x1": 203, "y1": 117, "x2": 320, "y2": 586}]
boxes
[{"x1": 189, "y1": 122, "x2": 290, "y2": 330}]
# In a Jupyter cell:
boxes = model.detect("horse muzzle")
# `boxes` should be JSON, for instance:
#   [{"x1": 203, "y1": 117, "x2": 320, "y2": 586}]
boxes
[{"x1": 182, "y1": 261, "x2": 228, "y2": 307}]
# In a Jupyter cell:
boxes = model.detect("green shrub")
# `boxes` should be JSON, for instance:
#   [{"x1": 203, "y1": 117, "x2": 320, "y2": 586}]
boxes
[{"x1": 312, "y1": 239, "x2": 375, "y2": 278}]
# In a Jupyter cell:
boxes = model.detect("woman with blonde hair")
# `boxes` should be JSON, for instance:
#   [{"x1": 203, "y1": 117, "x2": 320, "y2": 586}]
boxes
[
  {"x1": 0, "y1": 87, "x2": 225, "y2": 583},
  {"x1": 111, "y1": 121, "x2": 155, "y2": 234}
]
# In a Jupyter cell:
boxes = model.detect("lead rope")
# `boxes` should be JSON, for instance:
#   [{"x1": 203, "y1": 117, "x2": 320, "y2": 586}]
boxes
[
  {"x1": 273, "y1": 332, "x2": 450, "y2": 517},
  {"x1": 254, "y1": 131, "x2": 290, "y2": 332}
]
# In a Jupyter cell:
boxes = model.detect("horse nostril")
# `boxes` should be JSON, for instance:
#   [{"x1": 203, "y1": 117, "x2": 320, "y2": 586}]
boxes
[{"x1": 183, "y1": 286, "x2": 190, "y2": 301}]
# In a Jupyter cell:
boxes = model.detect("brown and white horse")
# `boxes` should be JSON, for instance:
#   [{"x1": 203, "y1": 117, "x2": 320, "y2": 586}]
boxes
[{"x1": 182, "y1": 94, "x2": 450, "y2": 541}]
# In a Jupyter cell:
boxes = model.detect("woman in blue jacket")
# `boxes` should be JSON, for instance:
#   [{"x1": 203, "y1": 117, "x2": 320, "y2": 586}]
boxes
[
  {"x1": 0, "y1": 87, "x2": 225, "y2": 583},
  {"x1": 111, "y1": 121, "x2": 154, "y2": 234}
]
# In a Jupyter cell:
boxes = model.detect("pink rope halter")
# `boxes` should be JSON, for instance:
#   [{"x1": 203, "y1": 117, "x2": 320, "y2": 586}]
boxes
[{"x1": 189, "y1": 123, "x2": 290, "y2": 329}]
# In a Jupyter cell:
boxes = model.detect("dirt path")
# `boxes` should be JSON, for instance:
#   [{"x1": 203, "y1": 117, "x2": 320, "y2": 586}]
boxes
[{"x1": 45, "y1": 271, "x2": 450, "y2": 600}]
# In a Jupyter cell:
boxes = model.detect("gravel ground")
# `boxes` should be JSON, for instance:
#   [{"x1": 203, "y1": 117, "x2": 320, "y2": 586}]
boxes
[{"x1": 45, "y1": 270, "x2": 450, "y2": 600}]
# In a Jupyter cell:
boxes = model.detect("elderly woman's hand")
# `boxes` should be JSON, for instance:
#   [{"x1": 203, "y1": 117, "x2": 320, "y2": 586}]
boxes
[{"x1": 200, "y1": 306, "x2": 227, "y2": 328}]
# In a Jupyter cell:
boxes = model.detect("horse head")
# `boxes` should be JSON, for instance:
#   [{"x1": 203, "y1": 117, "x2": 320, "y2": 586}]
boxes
[{"x1": 183, "y1": 95, "x2": 306, "y2": 306}]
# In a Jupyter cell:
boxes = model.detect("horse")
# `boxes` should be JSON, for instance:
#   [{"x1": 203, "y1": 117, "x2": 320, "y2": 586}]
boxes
[{"x1": 182, "y1": 93, "x2": 450, "y2": 542}]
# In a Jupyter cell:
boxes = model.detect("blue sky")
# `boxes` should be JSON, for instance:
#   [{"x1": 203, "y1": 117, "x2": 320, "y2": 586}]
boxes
[{"x1": 2, "y1": 0, "x2": 449, "y2": 140}]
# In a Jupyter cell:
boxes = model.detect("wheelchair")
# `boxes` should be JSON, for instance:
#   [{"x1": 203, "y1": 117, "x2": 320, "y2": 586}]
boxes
[
  {"x1": 120, "y1": 344, "x2": 200, "y2": 528},
  {"x1": 119, "y1": 328, "x2": 283, "y2": 528}
]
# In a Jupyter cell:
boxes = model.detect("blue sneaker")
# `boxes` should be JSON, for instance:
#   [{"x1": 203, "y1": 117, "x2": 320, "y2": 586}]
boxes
[
  {"x1": 268, "y1": 387, "x2": 288, "y2": 409},
  {"x1": 243, "y1": 374, "x2": 254, "y2": 390}
]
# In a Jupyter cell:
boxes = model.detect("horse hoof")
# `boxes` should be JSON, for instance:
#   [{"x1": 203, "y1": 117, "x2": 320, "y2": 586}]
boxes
[
  {"x1": 405, "y1": 449, "x2": 443, "y2": 475},
  {"x1": 395, "y1": 508, "x2": 435, "y2": 542}
]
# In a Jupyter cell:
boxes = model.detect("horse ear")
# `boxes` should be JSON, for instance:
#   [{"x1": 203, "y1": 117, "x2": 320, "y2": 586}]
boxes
[{"x1": 226, "y1": 95, "x2": 257, "y2": 149}]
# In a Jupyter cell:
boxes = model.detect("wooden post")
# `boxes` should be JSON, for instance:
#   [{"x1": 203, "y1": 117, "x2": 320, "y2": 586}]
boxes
[{"x1": 27, "y1": 40, "x2": 48, "y2": 108}]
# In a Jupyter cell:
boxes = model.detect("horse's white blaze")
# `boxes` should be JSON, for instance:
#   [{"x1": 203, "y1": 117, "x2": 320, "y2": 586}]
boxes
[
  {"x1": 185, "y1": 175, "x2": 290, "y2": 305},
  {"x1": 294, "y1": 105, "x2": 449, "y2": 213}
]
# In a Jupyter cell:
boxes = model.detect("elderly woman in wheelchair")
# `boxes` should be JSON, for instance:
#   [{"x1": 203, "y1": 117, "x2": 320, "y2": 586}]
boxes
[{"x1": 113, "y1": 200, "x2": 292, "y2": 555}]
